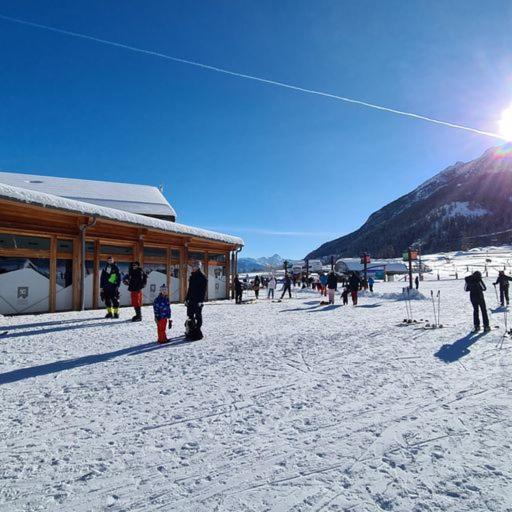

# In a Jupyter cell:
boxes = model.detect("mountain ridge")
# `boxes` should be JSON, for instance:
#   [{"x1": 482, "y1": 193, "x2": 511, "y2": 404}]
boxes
[{"x1": 306, "y1": 144, "x2": 512, "y2": 260}]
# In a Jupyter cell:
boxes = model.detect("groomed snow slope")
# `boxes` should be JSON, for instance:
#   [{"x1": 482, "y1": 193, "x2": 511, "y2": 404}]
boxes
[{"x1": 1, "y1": 278, "x2": 511, "y2": 511}]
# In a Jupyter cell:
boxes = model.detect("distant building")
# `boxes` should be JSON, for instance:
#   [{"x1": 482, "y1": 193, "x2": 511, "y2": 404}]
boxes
[
  {"x1": 0, "y1": 171, "x2": 243, "y2": 315},
  {"x1": 335, "y1": 258, "x2": 408, "y2": 278}
]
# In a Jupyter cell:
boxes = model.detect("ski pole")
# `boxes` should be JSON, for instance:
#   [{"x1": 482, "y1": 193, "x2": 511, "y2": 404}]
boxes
[
  {"x1": 408, "y1": 288, "x2": 413, "y2": 322},
  {"x1": 437, "y1": 290, "x2": 441, "y2": 327},
  {"x1": 430, "y1": 290, "x2": 437, "y2": 326}
]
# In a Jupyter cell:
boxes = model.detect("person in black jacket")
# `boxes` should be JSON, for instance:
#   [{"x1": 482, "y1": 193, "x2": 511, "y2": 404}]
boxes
[
  {"x1": 280, "y1": 273, "x2": 292, "y2": 299},
  {"x1": 465, "y1": 271, "x2": 490, "y2": 332},
  {"x1": 124, "y1": 261, "x2": 147, "y2": 322},
  {"x1": 234, "y1": 275, "x2": 243, "y2": 304},
  {"x1": 100, "y1": 256, "x2": 121, "y2": 318},
  {"x1": 348, "y1": 272, "x2": 361, "y2": 306},
  {"x1": 327, "y1": 271, "x2": 337, "y2": 304},
  {"x1": 185, "y1": 261, "x2": 208, "y2": 334},
  {"x1": 493, "y1": 270, "x2": 512, "y2": 306}
]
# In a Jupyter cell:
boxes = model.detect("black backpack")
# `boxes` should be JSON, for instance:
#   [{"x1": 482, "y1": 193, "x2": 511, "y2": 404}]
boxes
[{"x1": 185, "y1": 318, "x2": 203, "y2": 341}]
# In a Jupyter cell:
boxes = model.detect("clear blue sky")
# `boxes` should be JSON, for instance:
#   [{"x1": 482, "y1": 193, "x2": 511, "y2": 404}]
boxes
[{"x1": 1, "y1": 1, "x2": 511, "y2": 258}]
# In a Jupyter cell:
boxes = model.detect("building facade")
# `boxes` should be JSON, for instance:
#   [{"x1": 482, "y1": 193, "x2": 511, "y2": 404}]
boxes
[{"x1": 0, "y1": 176, "x2": 243, "y2": 315}]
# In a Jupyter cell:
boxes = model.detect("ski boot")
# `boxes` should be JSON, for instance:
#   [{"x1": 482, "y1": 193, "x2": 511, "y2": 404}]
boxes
[
  {"x1": 484, "y1": 326, "x2": 491, "y2": 332},
  {"x1": 113, "y1": 308, "x2": 119, "y2": 319},
  {"x1": 473, "y1": 326, "x2": 481, "y2": 333},
  {"x1": 105, "y1": 308, "x2": 113, "y2": 319},
  {"x1": 131, "y1": 307, "x2": 142, "y2": 322}
]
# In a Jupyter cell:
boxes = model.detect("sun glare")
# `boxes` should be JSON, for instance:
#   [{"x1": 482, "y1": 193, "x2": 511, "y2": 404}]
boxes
[{"x1": 498, "y1": 104, "x2": 512, "y2": 141}]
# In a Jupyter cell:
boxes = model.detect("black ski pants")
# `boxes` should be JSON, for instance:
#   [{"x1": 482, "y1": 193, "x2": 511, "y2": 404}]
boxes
[
  {"x1": 280, "y1": 284, "x2": 292, "y2": 299},
  {"x1": 235, "y1": 290, "x2": 242, "y2": 304},
  {"x1": 104, "y1": 287, "x2": 120, "y2": 309},
  {"x1": 187, "y1": 302, "x2": 203, "y2": 329},
  {"x1": 499, "y1": 286, "x2": 510, "y2": 306},
  {"x1": 471, "y1": 296, "x2": 489, "y2": 328}
]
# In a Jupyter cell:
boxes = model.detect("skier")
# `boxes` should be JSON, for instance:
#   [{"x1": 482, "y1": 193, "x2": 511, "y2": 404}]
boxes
[
  {"x1": 268, "y1": 275, "x2": 277, "y2": 299},
  {"x1": 253, "y1": 275, "x2": 261, "y2": 299},
  {"x1": 100, "y1": 256, "x2": 121, "y2": 319},
  {"x1": 327, "y1": 271, "x2": 337, "y2": 304},
  {"x1": 234, "y1": 275, "x2": 243, "y2": 304},
  {"x1": 465, "y1": 271, "x2": 490, "y2": 332},
  {"x1": 493, "y1": 270, "x2": 512, "y2": 306},
  {"x1": 123, "y1": 261, "x2": 147, "y2": 322},
  {"x1": 185, "y1": 261, "x2": 207, "y2": 340},
  {"x1": 415, "y1": 275, "x2": 419, "y2": 290},
  {"x1": 368, "y1": 276, "x2": 375, "y2": 293},
  {"x1": 280, "y1": 273, "x2": 292, "y2": 299},
  {"x1": 319, "y1": 273, "x2": 328, "y2": 296},
  {"x1": 153, "y1": 284, "x2": 172, "y2": 343},
  {"x1": 348, "y1": 272, "x2": 361, "y2": 306}
]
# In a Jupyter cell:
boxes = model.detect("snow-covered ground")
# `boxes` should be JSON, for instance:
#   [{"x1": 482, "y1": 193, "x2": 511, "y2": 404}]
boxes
[{"x1": 1, "y1": 275, "x2": 512, "y2": 511}]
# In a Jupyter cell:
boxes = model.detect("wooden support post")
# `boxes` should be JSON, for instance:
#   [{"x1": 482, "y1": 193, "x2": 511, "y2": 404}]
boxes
[
  {"x1": 180, "y1": 245, "x2": 188, "y2": 303},
  {"x1": 204, "y1": 252, "x2": 209, "y2": 301},
  {"x1": 225, "y1": 251, "x2": 231, "y2": 300},
  {"x1": 73, "y1": 237, "x2": 82, "y2": 310},
  {"x1": 49, "y1": 236, "x2": 57, "y2": 313},
  {"x1": 93, "y1": 240, "x2": 100, "y2": 309}
]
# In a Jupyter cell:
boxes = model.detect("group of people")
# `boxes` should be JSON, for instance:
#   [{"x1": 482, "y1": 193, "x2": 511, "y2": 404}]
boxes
[
  {"x1": 465, "y1": 269, "x2": 512, "y2": 332},
  {"x1": 100, "y1": 256, "x2": 207, "y2": 343},
  {"x1": 232, "y1": 270, "x2": 378, "y2": 306}
]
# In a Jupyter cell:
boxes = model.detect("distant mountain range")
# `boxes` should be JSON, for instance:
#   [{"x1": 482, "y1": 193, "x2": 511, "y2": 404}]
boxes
[
  {"x1": 237, "y1": 254, "x2": 287, "y2": 273},
  {"x1": 307, "y1": 144, "x2": 512, "y2": 260}
]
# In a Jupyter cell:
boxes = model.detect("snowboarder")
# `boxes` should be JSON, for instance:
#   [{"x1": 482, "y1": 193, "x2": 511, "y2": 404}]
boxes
[
  {"x1": 268, "y1": 275, "x2": 277, "y2": 299},
  {"x1": 349, "y1": 272, "x2": 361, "y2": 306},
  {"x1": 234, "y1": 275, "x2": 243, "y2": 304},
  {"x1": 465, "y1": 271, "x2": 490, "y2": 332},
  {"x1": 185, "y1": 261, "x2": 207, "y2": 339},
  {"x1": 100, "y1": 256, "x2": 121, "y2": 318},
  {"x1": 493, "y1": 270, "x2": 512, "y2": 306},
  {"x1": 368, "y1": 277, "x2": 375, "y2": 293},
  {"x1": 253, "y1": 275, "x2": 261, "y2": 299},
  {"x1": 415, "y1": 275, "x2": 419, "y2": 290},
  {"x1": 327, "y1": 271, "x2": 337, "y2": 304},
  {"x1": 153, "y1": 284, "x2": 172, "y2": 343},
  {"x1": 280, "y1": 273, "x2": 292, "y2": 299},
  {"x1": 124, "y1": 261, "x2": 147, "y2": 322}
]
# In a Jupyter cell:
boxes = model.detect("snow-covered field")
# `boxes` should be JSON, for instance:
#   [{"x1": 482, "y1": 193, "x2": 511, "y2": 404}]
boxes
[{"x1": 1, "y1": 274, "x2": 512, "y2": 510}]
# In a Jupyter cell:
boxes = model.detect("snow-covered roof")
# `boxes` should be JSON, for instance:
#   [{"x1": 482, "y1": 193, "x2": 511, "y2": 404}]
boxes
[
  {"x1": 0, "y1": 171, "x2": 176, "y2": 219},
  {"x1": 0, "y1": 182, "x2": 244, "y2": 247}
]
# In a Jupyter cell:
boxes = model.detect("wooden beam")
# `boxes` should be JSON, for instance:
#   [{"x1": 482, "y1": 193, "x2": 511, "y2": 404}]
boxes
[{"x1": 49, "y1": 236, "x2": 57, "y2": 313}]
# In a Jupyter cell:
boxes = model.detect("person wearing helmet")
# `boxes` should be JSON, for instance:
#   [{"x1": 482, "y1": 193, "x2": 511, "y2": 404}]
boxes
[
  {"x1": 493, "y1": 270, "x2": 512, "y2": 307},
  {"x1": 465, "y1": 271, "x2": 490, "y2": 332}
]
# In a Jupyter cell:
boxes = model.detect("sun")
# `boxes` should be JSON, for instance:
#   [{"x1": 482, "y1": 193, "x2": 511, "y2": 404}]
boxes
[{"x1": 498, "y1": 104, "x2": 512, "y2": 141}]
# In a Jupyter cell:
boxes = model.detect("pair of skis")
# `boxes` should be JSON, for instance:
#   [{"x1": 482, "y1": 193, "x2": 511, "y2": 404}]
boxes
[{"x1": 427, "y1": 290, "x2": 443, "y2": 329}]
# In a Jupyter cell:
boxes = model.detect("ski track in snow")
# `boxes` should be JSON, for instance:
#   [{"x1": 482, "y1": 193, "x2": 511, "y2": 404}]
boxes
[{"x1": 0, "y1": 278, "x2": 512, "y2": 511}]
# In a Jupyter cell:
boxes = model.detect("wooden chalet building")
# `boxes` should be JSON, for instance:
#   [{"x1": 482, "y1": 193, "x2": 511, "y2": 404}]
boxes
[{"x1": 0, "y1": 172, "x2": 243, "y2": 315}]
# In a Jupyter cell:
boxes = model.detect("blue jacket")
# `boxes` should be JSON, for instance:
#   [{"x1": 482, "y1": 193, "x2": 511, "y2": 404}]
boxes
[
  {"x1": 153, "y1": 294, "x2": 171, "y2": 320},
  {"x1": 320, "y1": 274, "x2": 328, "y2": 285}
]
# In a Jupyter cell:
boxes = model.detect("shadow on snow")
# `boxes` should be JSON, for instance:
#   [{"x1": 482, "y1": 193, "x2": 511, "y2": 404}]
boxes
[
  {"x1": 0, "y1": 316, "x2": 106, "y2": 332},
  {"x1": 434, "y1": 332, "x2": 486, "y2": 363},
  {"x1": 0, "y1": 337, "x2": 189, "y2": 385},
  {"x1": 0, "y1": 320, "x2": 130, "y2": 339}
]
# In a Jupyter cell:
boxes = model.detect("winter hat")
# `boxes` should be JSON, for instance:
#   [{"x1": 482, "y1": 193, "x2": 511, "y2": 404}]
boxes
[{"x1": 160, "y1": 284, "x2": 168, "y2": 292}]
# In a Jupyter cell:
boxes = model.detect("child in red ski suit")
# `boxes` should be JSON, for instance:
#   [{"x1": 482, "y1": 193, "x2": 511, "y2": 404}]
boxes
[{"x1": 153, "y1": 285, "x2": 172, "y2": 343}]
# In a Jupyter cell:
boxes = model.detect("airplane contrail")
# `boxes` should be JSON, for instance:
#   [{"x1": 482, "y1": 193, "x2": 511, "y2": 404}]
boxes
[{"x1": 0, "y1": 13, "x2": 506, "y2": 141}]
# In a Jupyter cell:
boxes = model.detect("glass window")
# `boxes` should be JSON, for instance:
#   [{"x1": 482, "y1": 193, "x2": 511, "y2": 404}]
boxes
[
  {"x1": 0, "y1": 257, "x2": 50, "y2": 314},
  {"x1": 209, "y1": 253, "x2": 226, "y2": 262},
  {"x1": 57, "y1": 239, "x2": 73, "y2": 253},
  {"x1": 188, "y1": 251, "x2": 205, "y2": 261},
  {"x1": 56, "y1": 259, "x2": 73, "y2": 311},
  {"x1": 171, "y1": 249, "x2": 180, "y2": 260},
  {"x1": 143, "y1": 263, "x2": 168, "y2": 304},
  {"x1": 100, "y1": 245, "x2": 133, "y2": 256},
  {"x1": 0, "y1": 234, "x2": 50, "y2": 251},
  {"x1": 170, "y1": 263, "x2": 180, "y2": 302},
  {"x1": 85, "y1": 241, "x2": 95, "y2": 253},
  {"x1": 143, "y1": 246, "x2": 167, "y2": 258}
]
